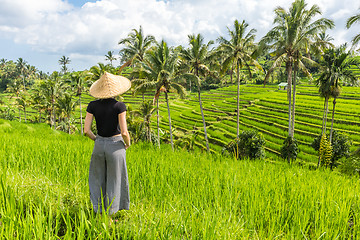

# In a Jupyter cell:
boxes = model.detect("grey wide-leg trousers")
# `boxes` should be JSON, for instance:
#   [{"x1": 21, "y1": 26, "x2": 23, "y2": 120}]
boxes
[{"x1": 89, "y1": 135, "x2": 130, "y2": 214}]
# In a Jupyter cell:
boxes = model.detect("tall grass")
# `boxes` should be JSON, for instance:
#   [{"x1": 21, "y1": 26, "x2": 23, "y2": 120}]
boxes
[{"x1": 0, "y1": 119, "x2": 359, "y2": 239}]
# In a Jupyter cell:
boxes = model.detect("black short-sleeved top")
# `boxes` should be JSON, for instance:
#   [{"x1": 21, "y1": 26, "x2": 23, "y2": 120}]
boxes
[{"x1": 86, "y1": 98, "x2": 126, "y2": 137}]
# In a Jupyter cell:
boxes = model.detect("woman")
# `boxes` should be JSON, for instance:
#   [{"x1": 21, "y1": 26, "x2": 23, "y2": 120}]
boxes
[{"x1": 84, "y1": 71, "x2": 131, "y2": 215}]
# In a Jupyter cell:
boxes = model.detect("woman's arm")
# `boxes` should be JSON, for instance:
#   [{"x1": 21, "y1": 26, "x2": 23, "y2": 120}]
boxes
[
  {"x1": 119, "y1": 111, "x2": 131, "y2": 149},
  {"x1": 84, "y1": 112, "x2": 96, "y2": 141}
]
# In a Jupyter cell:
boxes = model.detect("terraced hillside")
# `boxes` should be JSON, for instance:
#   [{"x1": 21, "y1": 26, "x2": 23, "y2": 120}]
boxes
[
  {"x1": 145, "y1": 84, "x2": 360, "y2": 165},
  {"x1": 2, "y1": 84, "x2": 360, "y2": 165}
]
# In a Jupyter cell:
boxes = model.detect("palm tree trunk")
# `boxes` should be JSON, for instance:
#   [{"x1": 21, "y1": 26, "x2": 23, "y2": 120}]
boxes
[
  {"x1": 286, "y1": 61, "x2": 293, "y2": 137},
  {"x1": 18, "y1": 108, "x2": 21, "y2": 122},
  {"x1": 39, "y1": 111, "x2": 41, "y2": 123},
  {"x1": 291, "y1": 64, "x2": 297, "y2": 137},
  {"x1": 157, "y1": 98, "x2": 160, "y2": 148},
  {"x1": 79, "y1": 95, "x2": 83, "y2": 135},
  {"x1": 164, "y1": 91, "x2": 174, "y2": 151},
  {"x1": 322, "y1": 97, "x2": 329, "y2": 135},
  {"x1": 24, "y1": 107, "x2": 27, "y2": 123},
  {"x1": 329, "y1": 98, "x2": 337, "y2": 143},
  {"x1": 198, "y1": 85, "x2": 210, "y2": 153},
  {"x1": 236, "y1": 64, "x2": 240, "y2": 137},
  {"x1": 230, "y1": 66, "x2": 233, "y2": 84}
]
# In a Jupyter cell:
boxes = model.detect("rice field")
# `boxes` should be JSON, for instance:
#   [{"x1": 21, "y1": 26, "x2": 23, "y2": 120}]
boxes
[
  {"x1": 1, "y1": 119, "x2": 360, "y2": 239},
  {"x1": 2, "y1": 83, "x2": 360, "y2": 165}
]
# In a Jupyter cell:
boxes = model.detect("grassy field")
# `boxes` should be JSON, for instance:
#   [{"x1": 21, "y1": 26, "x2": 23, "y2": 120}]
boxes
[{"x1": 1, "y1": 119, "x2": 360, "y2": 239}]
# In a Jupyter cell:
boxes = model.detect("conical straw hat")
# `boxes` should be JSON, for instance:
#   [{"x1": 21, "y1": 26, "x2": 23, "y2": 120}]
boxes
[{"x1": 89, "y1": 72, "x2": 131, "y2": 99}]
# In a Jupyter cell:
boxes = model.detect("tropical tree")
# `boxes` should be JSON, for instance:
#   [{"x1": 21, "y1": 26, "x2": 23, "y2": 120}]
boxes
[
  {"x1": 346, "y1": 8, "x2": 360, "y2": 48},
  {"x1": 16, "y1": 58, "x2": 27, "y2": 89},
  {"x1": 318, "y1": 46, "x2": 360, "y2": 142},
  {"x1": 133, "y1": 40, "x2": 186, "y2": 150},
  {"x1": 40, "y1": 72, "x2": 63, "y2": 128},
  {"x1": 217, "y1": 20, "x2": 261, "y2": 137},
  {"x1": 58, "y1": 56, "x2": 71, "y2": 74},
  {"x1": 118, "y1": 26, "x2": 155, "y2": 72},
  {"x1": 30, "y1": 83, "x2": 46, "y2": 123},
  {"x1": 180, "y1": 33, "x2": 214, "y2": 152},
  {"x1": 56, "y1": 92, "x2": 77, "y2": 134},
  {"x1": 85, "y1": 63, "x2": 115, "y2": 83},
  {"x1": 260, "y1": 0, "x2": 334, "y2": 138},
  {"x1": 105, "y1": 51, "x2": 117, "y2": 66},
  {"x1": 133, "y1": 100, "x2": 157, "y2": 143},
  {"x1": 15, "y1": 91, "x2": 30, "y2": 122},
  {"x1": 67, "y1": 72, "x2": 86, "y2": 135},
  {"x1": 5, "y1": 78, "x2": 24, "y2": 121}
]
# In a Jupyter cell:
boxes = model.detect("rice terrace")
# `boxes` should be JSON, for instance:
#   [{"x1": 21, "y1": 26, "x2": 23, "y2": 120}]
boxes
[{"x1": 1, "y1": 0, "x2": 360, "y2": 239}]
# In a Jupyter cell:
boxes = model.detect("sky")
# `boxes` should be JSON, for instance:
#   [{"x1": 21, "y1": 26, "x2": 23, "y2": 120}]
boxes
[{"x1": 0, "y1": 0, "x2": 358, "y2": 73}]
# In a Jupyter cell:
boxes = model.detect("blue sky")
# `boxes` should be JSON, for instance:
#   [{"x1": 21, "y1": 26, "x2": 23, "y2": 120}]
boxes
[{"x1": 0, "y1": 0, "x2": 358, "y2": 73}]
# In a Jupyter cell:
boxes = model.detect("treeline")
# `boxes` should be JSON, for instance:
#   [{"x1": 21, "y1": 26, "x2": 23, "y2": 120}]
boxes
[{"x1": 0, "y1": 0, "x2": 359, "y2": 167}]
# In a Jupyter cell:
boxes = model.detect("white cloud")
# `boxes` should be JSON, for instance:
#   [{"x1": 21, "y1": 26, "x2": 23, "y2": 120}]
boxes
[{"x1": 0, "y1": 0, "x2": 357, "y2": 72}]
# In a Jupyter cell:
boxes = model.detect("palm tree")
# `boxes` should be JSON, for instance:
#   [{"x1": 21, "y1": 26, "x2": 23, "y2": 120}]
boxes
[
  {"x1": 134, "y1": 100, "x2": 157, "y2": 142},
  {"x1": 6, "y1": 78, "x2": 24, "y2": 121},
  {"x1": 16, "y1": 58, "x2": 27, "y2": 89},
  {"x1": 105, "y1": 51, "x2": 117, "y2": 66},
  {"x1": 15, "y1": 91, "x2": 29, "y2": 123},
  {"x1": 40, "y1": 72, "x2": 63, "y2": 129},
  {"x1": 180, "y1": 33, "x2": 215, "y2": 152},
  {"x1": 346, "y1": 8, "x2": 360, "y2": 48},
  {"x1": 58, "y1": 56, "x2": 71, "y2": 74},
  {"x1": 133, "y1": 40, "x2": 186, "y2": 150},
  {"x1": 118, "y1": 26, "x2": 155, "y2": 72},
  {"x1": 68, "y1": 72, "x2": 86, "y2": 135},
  {"x1": 30, "y1": 84, "x2": 46, "y2": 123},
  {"x1": 320, "y1": 46, "x2": 359, "y2": 142},
  {"x1": 217, "y1": 20, "x2": 261, "y2": 137},
  {"x1": 260, "y1": 0, "x2": 334, "y2": 138},
  {"x1": 56, "y1": 92, "x2": 77, "y2": 134}
]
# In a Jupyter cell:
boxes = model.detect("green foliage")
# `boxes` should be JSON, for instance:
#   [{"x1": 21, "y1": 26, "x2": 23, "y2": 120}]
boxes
[
  {"x1": 280, "y1": 136, "x2": 300, "y2": 162},
  {"x1": 223, "y1": 130, "x2": 265, "y2": 160},
  {"x1": 339, "y1": 152, "x2": 360, "y2": 177},
  {"x1": 319, "y1": 134, "x2": 333, "y2": 167},
  {"x1": 312, "y1": 131, "x2": 352, "y2": 168}
]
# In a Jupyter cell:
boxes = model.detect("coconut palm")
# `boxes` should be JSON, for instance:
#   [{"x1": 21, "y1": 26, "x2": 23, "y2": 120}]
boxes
[
  {"x1": 15, "y1": 91, "x2": 30, "y2": 123},
  {"x1": 40, "y1": 72, "x2": 63, "y2": 129},
  {"x1": 217, "y1": 20, "x2": 261, "y2": 137},
  {"x1": 319, "y1": 46, "x2": 360, "y2": 142},
  {"x1": 5, "y1": 78, "x2": 24, "y2": 121},
  {"x1": 16, "y1": 58, "x2": 27, "y2": 89},
  {"x1": 30, "y1": 83, "x2": 46, "y2": 123},
  {"x1": 346, "y1": 8, "x2": 360, "y2": 48},
  {"x1": 180, "y1": 33, "x2": 215, "y2": 152},
  {"x1": 118, "y1": 26, "x2": 155, "y2": 72},
  {"x1": 133, "y1": 40, "x2": 186, "y2": 150},
  {"x1": 86, "y1": 63, "x2": 115, "y2": 83},
  {"x1": 56, "y1": 92, "x2": 77, "y2": 134},
  {"x1": 67, "y1": 72, "x2": 86, "y2": 135},
  {"x1": 58, "y1": 56, "x2": 71, "y2": 74},
  {"x1": 260, "y1": 0, "x2": 334, "y2": 137},
  {"x1": 133, "y1": 100, "x2": 157, "y2": 142},
  {"x1": 105, "y1": 51, "x2": 117, "y2": 66}
]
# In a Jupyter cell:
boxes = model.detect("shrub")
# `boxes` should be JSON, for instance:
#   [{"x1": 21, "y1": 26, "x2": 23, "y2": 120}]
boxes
[
  {"x1": 339, "y1": 147, "x2": 360, "y2": 178},
  {"x1": 280, "y1": 136, "x2": 300, "y2": 163},
  {"x1": 223, "y1": 130, "x2": 266, "y2": 160},
  {"x1": 311, "y1": 131, "x2": 352, "y2": 169}
]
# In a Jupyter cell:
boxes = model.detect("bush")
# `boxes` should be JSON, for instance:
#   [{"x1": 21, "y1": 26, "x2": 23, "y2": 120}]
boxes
[
  {"x1": 223, "y1": 130, "x2": 265, "y2": 160},
  {"x1": 311, "y1": 131, "x2": 352, "y2": 169},
  {"x1": 280, "y1": 136, "x2": 299, "y2": 163},
  {"x1": 339, "y1": 153, "x2": 360, "y2": 178}
]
